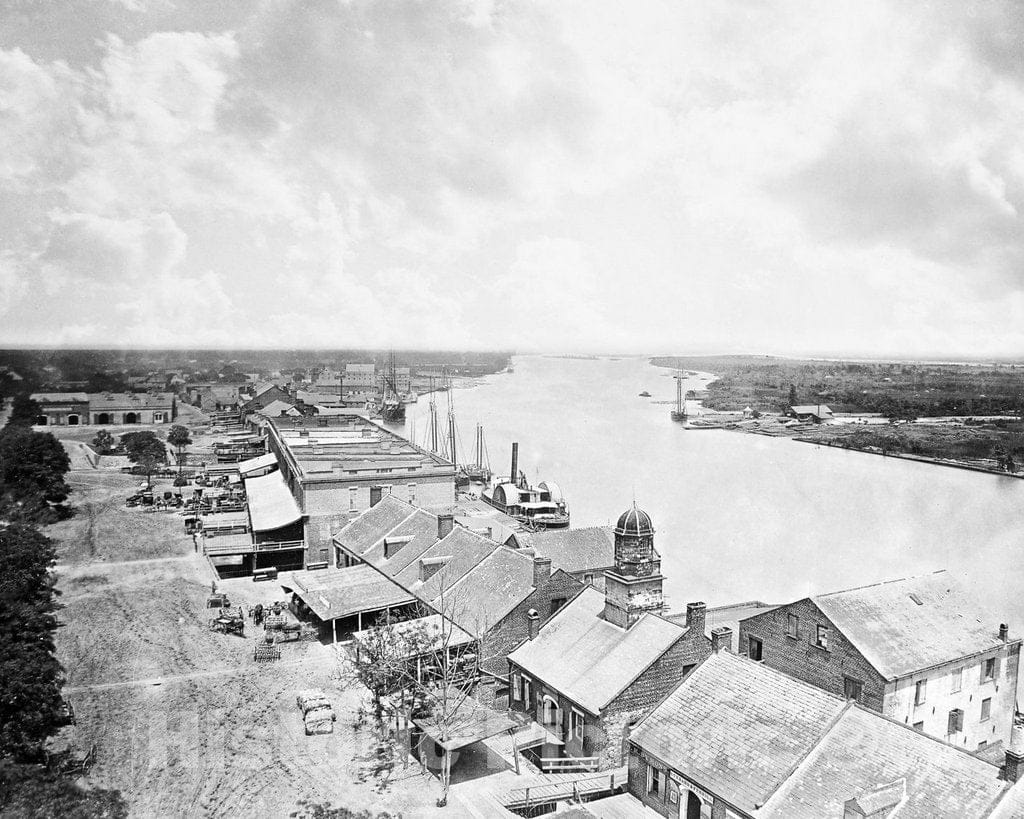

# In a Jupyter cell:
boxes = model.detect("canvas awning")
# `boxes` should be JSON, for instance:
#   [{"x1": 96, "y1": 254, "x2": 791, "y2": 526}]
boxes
[
  {"x1": 237, "y1": 452, "x2": 278, "y2": 476},
  {"x1": 245, "y1": 471, "x2": 303, "y2": 532}
]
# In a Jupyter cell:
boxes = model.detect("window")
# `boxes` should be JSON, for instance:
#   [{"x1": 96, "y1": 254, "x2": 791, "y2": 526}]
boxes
[
  {"x1": 522, "y1": 676, "x2": 532, "y2": 707},
  {"x1": 583, "y1": 573, "x2": 594, "y2": 585},
  {"x1": 747, "y1": 635, "x2": 764, "y2": 662},
  {"x1": 914, "y1": 679, "x2": 927, "y2": 706},
  {"x1": 153, "y1": 412, "x2": 165, "y2": 423},
  {"x1": 647, "y1": 765, "x2": 665, "y2": 797},
  {"x1": 550, "y1": 597, "x2": 567, "y2": 616},
  {"x1": 786, "y1": 613, "x2": 800, "y2": 638},
  {"x1": 349, "y1": 487, "x2": 358, "y2": 511},
  {"x1": 948, "y1": 708, "x2": 965, "y2": 734},
  {"x1": 913, "y1": 721, "x2": 924, "y2": 732},
  {"x1": 512, "y1": 674, "x2": 522, "y2": 702},
  {"x1": 407, "y1": 483, "x2": 416, "y2": 504},
  {"x1": 570, "y1": 708, "x2": 584, "y2": 741},
  {"x1": 541, "y1": 696, "x2": 560, "y2": 728},
  {"x1": 951, "y1": 667, "x2": 963, "y2": 693},
  {"x1": 844, "y1": 677, "x2": 864, "y2": 702},
  {"x1": 815, "y1": 624, "x2": 829, "y2": 649},
  {"x1": 982, "y1": 657, "x2": 996, "y2": 682},
  {"x1": 981, "y1": 698, "x2": 992, "y2": 722}
]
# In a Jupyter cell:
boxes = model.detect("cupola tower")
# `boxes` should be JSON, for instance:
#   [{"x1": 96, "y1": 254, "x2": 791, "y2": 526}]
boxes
[{"x1": 603, "y1": 503, "x2": 665, "y2": 628}]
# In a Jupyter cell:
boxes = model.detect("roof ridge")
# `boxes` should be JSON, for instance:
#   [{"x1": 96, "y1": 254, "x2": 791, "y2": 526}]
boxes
[
  {"x1": 755, "y1": 701, "x2": 856, "y2": 810},
  {"x1": 812, "y1": 569, "x2": 948, "y2": 600}
]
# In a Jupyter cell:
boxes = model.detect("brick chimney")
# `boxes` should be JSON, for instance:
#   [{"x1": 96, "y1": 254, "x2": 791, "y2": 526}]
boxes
[
  {"x1": 533, "y1": 556, "x2": 552, "y2": 588},
  {"x1": 527, "y1": 608, "x2": 540, "y2": 640},
  {"x1": 1000, "y1": 623, "x2": 1010, "y2": 642},
  {"x1": 686, "y1": 602, "x2": 707, "y2": 635},
  {"x1": 1005, "y1": 723, "x2": 1024, "y2": 783},
  {"x1": 711, "y1": 626, "x2": 732, "y2": 653},
  {"x1": 437, "y1": 513, "x2": 454, "y2": 540}
]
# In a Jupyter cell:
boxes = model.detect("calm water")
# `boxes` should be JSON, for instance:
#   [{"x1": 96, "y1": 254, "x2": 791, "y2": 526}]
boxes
[{"x1": 402, "y1": 355, "x2": 1024, "y2": 623}]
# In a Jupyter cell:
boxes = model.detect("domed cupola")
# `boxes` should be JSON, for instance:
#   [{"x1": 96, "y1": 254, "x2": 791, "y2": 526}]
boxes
[
  {"x1": 604, "y1": 501, "x2": 664, "y2": 629},
  {"x1": 614, "y1": 505, "x2": 655, "y2": 539}
]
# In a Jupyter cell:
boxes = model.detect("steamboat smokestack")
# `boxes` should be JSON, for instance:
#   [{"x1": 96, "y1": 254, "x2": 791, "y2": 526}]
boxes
[{"x1": 510, "y1": 442, "x2": 519, "y2": 486}]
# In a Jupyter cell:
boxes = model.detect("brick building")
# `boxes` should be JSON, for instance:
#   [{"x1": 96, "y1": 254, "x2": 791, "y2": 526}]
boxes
[
  {"x1": 32, "y1": 392, "x2": 177, "y2": 425},
  {"x1": 265, "y1": 415, "x2": 456, "y2": 550},
  {"x1": 506, "y1": 505, "x2": 711, "y2": 770},
  {"x1": 515, "y1": 526, "x2": 617, "y2": 590},
  {"x1": 738, "y1": 571, "x2": 1021, "y2": 754},
  {"x1": 626, "y1": 645, "x2": 1021, "y2": 819},
  {"x1": 30, "y1": 393, "x2": 90, "y2": 426}
]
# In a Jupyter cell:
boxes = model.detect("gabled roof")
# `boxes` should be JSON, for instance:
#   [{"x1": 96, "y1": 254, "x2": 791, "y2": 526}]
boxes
[
  {"x1": 631, "y1": 651, "x2": 1008, "y2": 818},
  {"x1": 810, "y1": 570, "x2": 1016, "y2": 679},
  {"x1": 391, "y1": 527, "x2": 494, "y2": 591},
  {"x1": 88, "y1": 392, "x2": 176, "y2": 409},
  {"x1": 257, "y1": 399, "x2": 300, "y2": 417},
  {"x1": 333, "y1": 495, "x2": 416, "y2": 556},
  {"x1": 761, "y1": 704, "x2": 1007, "y2": 818},
  {"x1": 790, "y1": 404, "x2": 832, "y2": 416},
  {"x1": 31, "y1": 392, "x2": 89, "y2": 403},
  {"x1": 517, "y1": 526, "x2": 616, "y2": 573},
  {"x1": 508, "y1": 587, "x2": 686, "y2": 714},
  {"x1": 435, "y1": 547, "x2": 536, "y2": 635},
  {"x1": 632, "y1": 651, "x2": 845, "y2": 812}
]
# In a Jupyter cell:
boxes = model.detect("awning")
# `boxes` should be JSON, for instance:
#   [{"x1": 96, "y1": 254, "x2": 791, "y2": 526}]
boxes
[
  {"x1": 284, "y1": 565, "x2": 414, "y2": 621},
  {"x1": 414, "y1": 694, "x2": 517, "y2": 752},
  {"x1": 245, "y1": 471, "x2": 303, "y2": 532},
  {"x1": 353, "y1": 614, "x2": 475, "y2": 658},
  {"x1": 237, "y1": 452, "x2": 278, "y2": 476}
]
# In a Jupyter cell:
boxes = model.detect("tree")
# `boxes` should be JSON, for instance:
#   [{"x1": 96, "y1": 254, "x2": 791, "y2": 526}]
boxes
[
  {"x1": 90, "y1": 430, "x2": 116, "y2": 456},
  {"x1": 8, "y1": 395, "x2": 41, "y2": 427},
  {"x1": 0, "y1": 428, "x2": 72, "y2": 523},
  {"x1": 788, "y1": 384, "x2": 798, "y2": 407},
  {"x1": 120, "y1": 432, "x2": 166, "y2": 488},
  {"x1": 166, "y1": 426, "x2": 192, "y2": 474},
  {"x1": 0, "y1": 524, "x2": 64, "y2": 760},
  {"x1": 0, "y1": 761, "x2": 127, "y2": 818}
]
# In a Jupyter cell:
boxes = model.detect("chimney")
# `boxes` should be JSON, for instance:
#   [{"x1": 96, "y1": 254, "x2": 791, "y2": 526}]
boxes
[
  {"x1": 527, "y1": 608, "x2": 540, "y2": 640},
  {"x1": 1005, "y1": 723, "x2": 1024, "y2": 783},
  {"x1": 510, "y1": 442, "x2": 519, "y2": 485},
  {"x1": 1000, "y1": 623, "x2": 1010, "y2": 642},
  {"x1": 437, "y1": 513, "x2": 454, "y2": 540},
  {"x1": 686, "y1": 602, "x2": 707, "y2": 635},
  {"x1": 533, "y1": 556, "x2": 552, "y2": 588},
  {"x1": 711, "y1": 626, "x2": 732, "y2": 653}
]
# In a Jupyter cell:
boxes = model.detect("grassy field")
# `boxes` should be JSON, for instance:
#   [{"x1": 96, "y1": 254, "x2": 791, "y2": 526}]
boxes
[{"x1": 44, "y1": 457, "x2": 469, "y2": 817}]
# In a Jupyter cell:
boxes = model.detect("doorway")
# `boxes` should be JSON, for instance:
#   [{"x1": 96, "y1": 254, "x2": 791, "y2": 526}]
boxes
[
  {"x1": 124, "y1": 412, "x2": 138, "y2": 424},
  {"x1": 97, "y1": 413, "x2": 111, "y2": 425},
  {"x1": 686, "y1": 791, "x2": 702, "y2": 819},
  {"x1": 67, "y1": 415, "x2": 79, "y2": 425}
]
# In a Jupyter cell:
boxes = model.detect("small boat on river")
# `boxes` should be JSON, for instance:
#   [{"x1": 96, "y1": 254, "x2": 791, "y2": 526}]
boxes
[{"x1": 481, "y1": 442, "x2": 570, "y2": 529}]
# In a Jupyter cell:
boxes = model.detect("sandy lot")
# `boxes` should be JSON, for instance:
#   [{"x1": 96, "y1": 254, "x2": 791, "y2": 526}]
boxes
[{"x1": 46, "y1": 463, "x2": 470, "y2": 818}]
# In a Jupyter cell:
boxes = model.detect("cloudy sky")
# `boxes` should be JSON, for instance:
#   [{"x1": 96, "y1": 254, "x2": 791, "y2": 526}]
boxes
[{"x1": 2, "y1": 0, "x2": 1024, "y2": 356}]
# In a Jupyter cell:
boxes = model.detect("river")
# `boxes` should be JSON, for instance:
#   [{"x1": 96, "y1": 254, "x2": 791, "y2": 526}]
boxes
[{"x1": 401, "y1": 355, "x2": 1024, "y2": 624}]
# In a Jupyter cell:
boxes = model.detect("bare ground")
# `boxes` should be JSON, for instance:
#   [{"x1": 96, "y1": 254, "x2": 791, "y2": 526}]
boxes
[{"x1": 46, "y1": 466, "x2": 470, "y2": 818}]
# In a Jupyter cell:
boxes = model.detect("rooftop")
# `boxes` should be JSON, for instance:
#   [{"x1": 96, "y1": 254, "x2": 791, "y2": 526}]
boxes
[
  {"x1": 517, "y1": 526, "x2": 616, "y2": 573},
  {"x1": 508, "y1": 587, "x2": 686, "y2": 714},
  {"x1": 631, "y1": 651, "x2": 1008, "y2": 818},
  {"x1": 88, "y1": 392, "x2": 176, "y2": 409},
  {"x1": 244, "y1": 471, "x2": 303, "y2": 532},
  {"x1": 31, "y1": 392, "x2": 89, "y2": 403},
  {"x1": 268, "y1": 416, "x2": 453, "y2": 482},
  {"x1": 810, "y1": 570, "x2": 1017, "y2": 679},
  {"x1": 283, "y1": 565, "x2": 414, "y2": 621}
]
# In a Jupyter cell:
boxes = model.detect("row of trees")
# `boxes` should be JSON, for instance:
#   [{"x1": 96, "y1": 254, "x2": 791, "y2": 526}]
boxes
[
  {"x1": 0, "y1": 404, "x2": 126, "y2": 814},
  {"x1": 91, "y1": 426, "x2": 192, "y2": 487}
]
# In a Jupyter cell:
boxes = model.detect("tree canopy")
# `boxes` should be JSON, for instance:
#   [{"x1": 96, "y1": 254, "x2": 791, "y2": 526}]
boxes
[
  {"x1": 90, "y1": 431, "x2": 116, "y2": 456},
  {"x1": 0, "y1": 428, "x2": 72, "y2": 523},
  {"x1": 119, "y1": 432, "x2": 166, "y2": 464},
  {"x1": 0, "y1": 524, "x2": 64, "y2": 760},
  {"x1": 8, "y1": 396, "x2": 41, "y2": 428},
  {"x1": 0, "y1": 761, "x2": 128, "y2": 818}
]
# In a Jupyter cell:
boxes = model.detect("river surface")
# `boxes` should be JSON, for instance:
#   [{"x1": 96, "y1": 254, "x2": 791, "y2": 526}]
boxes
[{"x1": 401, "y1": 355, "x2": 1024, "y2": 624}]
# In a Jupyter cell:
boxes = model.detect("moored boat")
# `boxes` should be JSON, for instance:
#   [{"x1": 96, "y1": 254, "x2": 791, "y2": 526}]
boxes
[{"x1": 481, "y1": 442, "x2": 570, "y2": 529}]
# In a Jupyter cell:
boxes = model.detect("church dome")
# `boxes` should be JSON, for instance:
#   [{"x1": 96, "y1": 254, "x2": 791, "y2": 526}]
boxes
[{"x1": 614, "y1": 504, "x2": 654, "y2": 537}]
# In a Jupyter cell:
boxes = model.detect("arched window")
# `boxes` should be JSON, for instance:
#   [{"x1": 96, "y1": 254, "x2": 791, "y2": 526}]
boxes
[
  {"x1": 67, "y1": 415, "x2": 79, "y2": 426},
  {"x1": 541, "y1": 695, "x2": 560, "y2": 728}
]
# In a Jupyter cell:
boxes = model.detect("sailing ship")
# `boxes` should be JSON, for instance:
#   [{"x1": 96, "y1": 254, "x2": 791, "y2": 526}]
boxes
[
  {"x1": 377, "y1": 352, "x2": 406, "y2": 423},
  {"x1": 482, "y1": 442, "x2": 570, "y2": 529},
  {"x1": 461, "y1": 424, "x2": 492, "y2": 484},
  {"x1": 670, "y1": 370, "x2": 687, "y2": 422}
]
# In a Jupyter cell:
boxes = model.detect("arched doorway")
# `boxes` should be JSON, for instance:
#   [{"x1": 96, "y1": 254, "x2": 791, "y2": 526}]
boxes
[
  {"x1": 97, "y1": 413, "x2": 111, "y2": 425},
  {"x1": 686, "y1": 791, "x2": 702, "y2": 819},
  {"x1": 36, "y1": 415, "x2": 48, "y2": 425},
  {"x1": 124, "y1": 412, "x2": 138, "y2": 424},
  {"x1": 67, "y1": 415, "x2": 79, "y2": 425}
]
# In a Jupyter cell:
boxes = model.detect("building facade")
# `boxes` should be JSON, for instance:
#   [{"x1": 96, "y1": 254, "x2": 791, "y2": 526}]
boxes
[
  {"x1": 738, "y1": 571, "x2": 1021, "y2": 754},
  {"x1": 32, "y1": 392, "x2": 177, "y2": 425},
  {"x1": 31, "y1": 393, "x2": 90, "y2": 426}
]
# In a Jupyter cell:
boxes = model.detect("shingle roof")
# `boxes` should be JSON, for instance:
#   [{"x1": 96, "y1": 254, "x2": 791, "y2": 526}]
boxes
[
  {"x1": 518, "y1": 527, "x2": 616, "y2": 573},
  {"x1": 334, "y1": 496, "x2": 417, "y2": 557},
  {"x1": 508, "y1": 587, "x2": 685, "y2": 714},
  {"x1": 631, "y1": 651, "x2": 1010, "y2": 818},
  {"x1": 31, "y1": 392, "x2": 89, "y2": 403},
  {"x1": 760, "y1": 705, "x2": 1007, "y2": 818},
  {"x1": 631, "y1": 651, "x2": 846, "y2": 812},
  {"x1": 437, "y1": 547, "x2": 536, "y2": 634},
  {"x1": 811, "y1": 570, "x2": 1016, "y2": 679},
  {"x1": 88, "y1": 392, "x2": 175, "y2": 409}
]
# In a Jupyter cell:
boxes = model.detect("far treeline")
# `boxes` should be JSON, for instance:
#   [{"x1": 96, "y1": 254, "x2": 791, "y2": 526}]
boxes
[
  {"x1": 653, "y1": 355, "x2": 1024, "y2": 418},
  {"x1": 0, "y1": 401, "x2": 128, "y2": 816}
]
